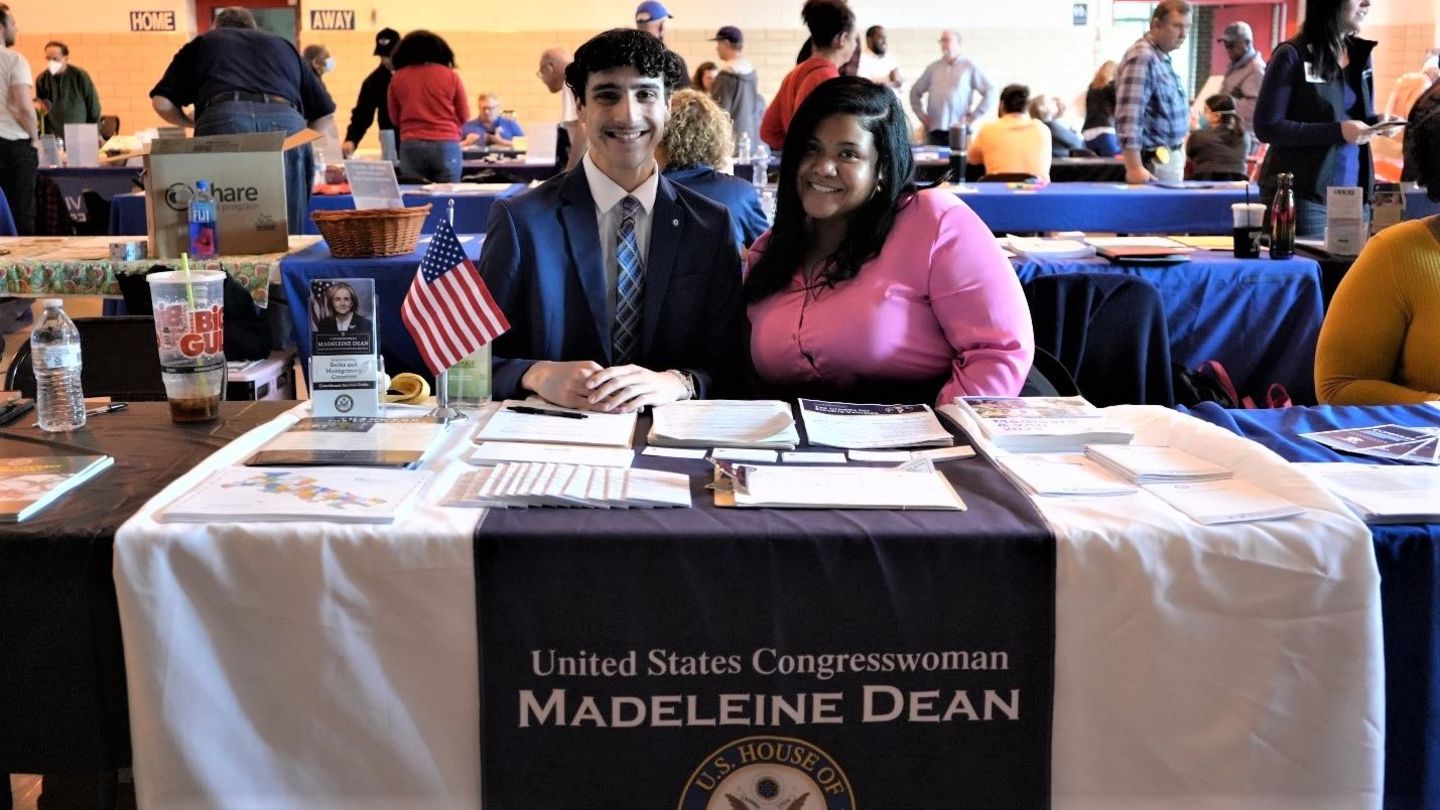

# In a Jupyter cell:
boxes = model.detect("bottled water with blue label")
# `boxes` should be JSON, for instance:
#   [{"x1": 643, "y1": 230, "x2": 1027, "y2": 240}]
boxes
[
  {"x1": 31, "y1": 299, "x2": 86, "y2": 432},
  {"x1": 188, "y1": 179, "x2": 219, "y2": 259}
]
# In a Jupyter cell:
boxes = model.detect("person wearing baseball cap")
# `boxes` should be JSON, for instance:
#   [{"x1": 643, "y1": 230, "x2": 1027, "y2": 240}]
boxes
[
  {"x1": 343, "y1": 27, "x2": 402, "y2": 156},
  {"x1": 635, "y1": 1, "x2": 692, "y2": 88},
  {"x1": 709, "y1": 26, "x2": 764, "y2": 148},
  {"x1": 1217, "y1": 20, "x2": 1264, "y2": 134}
]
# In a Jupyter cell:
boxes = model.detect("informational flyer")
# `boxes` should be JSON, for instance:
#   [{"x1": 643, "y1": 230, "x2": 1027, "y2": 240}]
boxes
[{"x1": 310, "y1": 278, "x2": 380, "y2": 417}]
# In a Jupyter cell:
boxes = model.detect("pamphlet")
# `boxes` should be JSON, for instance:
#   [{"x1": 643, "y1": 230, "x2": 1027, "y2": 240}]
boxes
[
  {"x1": 310, "y1": 278, "x2": 380, "y2": 418},
  {"x1": 0, "y1": 455, "x2": 114, "y2": 522},
  {"x1": 476, "y1": 400, "x2": 637, "y2": 447},
  {"x1": 951, "y1": 396, "x2": 1133, "y2": 452},
  {"x1": 160, "y1": 467, "x2": 432, "y2": 524},
  {"x1": 1143, "y1": 479, "x2": 1305, "y2": 525},
  {"x1": 995, "y1": 453, "x2": 1137, "y2": 496},
  {"x1": 1294, "y1": 462, "x2": 1440, "y2": 523},
  {"x1": 245, "y1": 416, "x2": 450, "y2": 468},
  {"x1": 648, "y1": 400, "x2": 799, "y2": 449},
  {"x1": 712, "y1": 461, "x2": 966, "y2": 510},
  {"x1": 797, "y1": 399, "x2": 953, "y2": 449},
  {"x1": 444, "y1": 462, "x2": 690, "y2": 509},
  {"x1": 1302, "y1": 424, "x2": 1440, "y2": 464},
  {"x1": 1083, "y1": 444, "x2": 1231, "y2": 483},
  {"x1": 344, "y1": 159, "x2": 404, "y2": 210},
  {"x1": 470, "y1": 441, "x2": 635, "y2": 468}
]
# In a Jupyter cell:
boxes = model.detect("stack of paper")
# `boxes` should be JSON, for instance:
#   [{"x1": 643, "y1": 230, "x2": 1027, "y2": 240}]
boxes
[
  {"x1": 471, "y1": 441, "x2": 634, "y2": 468},
  {"x1": 1296, "y1": 462, "x2": 1440, "y2": 523},
  {"x1": 1143, "y1": 479, "x2": 1305, "y2": 525},
  {"x1": 477, "y1": 400, "x2": 638, "y2": 448},
  {"x1": 713, "y1": 459, "x2": 966, "y2": 510},
  {"x1": 798, "y1": 399, "x2": 953, "y2": 449},
  {"x1": 648, "y1": 400, "x2": 799, "y2": 449},
  {"x1": 443, "y1": 463, "x2": 690, "y2": 508},
  {"x1": 1302, "y1": 424, "x2": 1440, "y2": 464},
  {"x1": 246, "y1": 416, "x2": 450, "y2": 469},
  {"x1": 1083, "y1": 444, "x2": 1231, "y2": 483},
  {"x1": 1004, "y1": 236, "x2": 1096, "y2": 259},
  {"x1": 160, "y1": 467, "x2": 431, "y2": 524},
  {"x1": 994, "y1": 454, "x2": 1136, "y2": 496},
  {"x1": 1084, "y1": 236, "x2": 1195, "y2": 262},
  {"x1": 951, "y1": 396, "x2": 1133, "y2": 452}
]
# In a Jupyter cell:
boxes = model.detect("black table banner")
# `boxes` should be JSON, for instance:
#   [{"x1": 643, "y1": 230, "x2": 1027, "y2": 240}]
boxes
[{"x1": 475, "y1": 430, "x2": 1056, "y2": 809}]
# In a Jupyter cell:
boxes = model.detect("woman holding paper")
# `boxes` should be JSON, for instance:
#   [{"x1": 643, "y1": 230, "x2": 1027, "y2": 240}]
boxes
[
  {"x1": 745, "y1": 77, "x2": 1033, "y2": 406},
  {"x1": 1253, "y1": 0, "x2": 1397, "y2": 236},
  {"x1": 1315, "y1": 86, "x2": 1440, "y2": 404}
]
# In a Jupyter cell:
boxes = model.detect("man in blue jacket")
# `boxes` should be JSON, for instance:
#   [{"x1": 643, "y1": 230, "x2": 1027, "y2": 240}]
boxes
[{"x1": 479, "y1": 28, "x2": 744, "y2": 412}]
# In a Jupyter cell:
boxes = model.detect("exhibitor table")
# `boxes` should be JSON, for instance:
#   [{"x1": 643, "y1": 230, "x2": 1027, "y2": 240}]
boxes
[
  {"x1": 1183, "y1": 401, "x2": 1440, "y2": 809},
  {"x1": 1012, "y1": 250, "x2": 1324, "y2": 404},
  {"x1": 38, "y1": 165, "x2": 143, "y2": 228},
  {"x1": 111, "y1": 404, "x2": 1383, "y2": 808},
  {"x1": 279, "y1": 234, "x2": 484, "y2": 382},
  {"x1": 958, "y1": 181, "x2": 1258, "y2": 234},
  {"x1": 0, "y1": 401, "x2": 293, "y2": 775}
]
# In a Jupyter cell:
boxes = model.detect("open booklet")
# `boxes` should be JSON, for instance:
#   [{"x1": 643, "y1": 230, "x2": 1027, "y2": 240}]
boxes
[
  {"x1": 648, "y1": 400, "x2": 799, "y2": 450},
  {"x1": 159, "y1": 467, "x2": 433, "y2": 524},
  {"x1": 0, "y1": 455, "x2": 114, "y2": 522},
  {"x1": 245, "y1": 416, "x2": 451, "y2": 469},
  {"x1": 798, "y1": 399, "x2": 953, "y2": 450}
]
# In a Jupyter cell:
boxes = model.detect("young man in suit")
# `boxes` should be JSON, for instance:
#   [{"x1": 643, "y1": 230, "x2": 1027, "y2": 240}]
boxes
[{"x1": 479, "y1": 28, "x2": 744, "y2": 412}]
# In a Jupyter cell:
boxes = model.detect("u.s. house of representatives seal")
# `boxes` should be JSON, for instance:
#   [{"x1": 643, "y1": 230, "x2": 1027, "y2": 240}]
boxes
[{"x1": 679, "y1": 735, "x2": 854, "y2": 810}]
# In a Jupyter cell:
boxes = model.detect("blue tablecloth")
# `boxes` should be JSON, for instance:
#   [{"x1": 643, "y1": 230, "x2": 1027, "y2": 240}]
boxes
[
  {"x1": 110, "y1": 184, "x2": 525, "y2": 237},
  {"x1": 1407, "y1": 188, "x2": 1439, "y2": 220},
  {"x1": 1182, "y1": 402, "x2": 1440, "y2": 809},
  {"x1": 1013, "y1": 251, "x2": 1323, "y2": 404},
  {"x1": 39, "y1": 165, "x2": 143, "y2": 226},
  {"x1": 0, "y1": 188, "x2": 16, "y2": 236},
  {"x1": 279, "y1": 234, "x2": 485, "y2": 383},
  {"x1": 959, "y1": 182, "x2": 1257, "y2": 234}
]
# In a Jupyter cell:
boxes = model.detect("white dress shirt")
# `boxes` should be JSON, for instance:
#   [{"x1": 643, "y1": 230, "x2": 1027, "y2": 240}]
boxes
[{"x1": 581, "y1": 151, "x2": 659, "y2": 332}]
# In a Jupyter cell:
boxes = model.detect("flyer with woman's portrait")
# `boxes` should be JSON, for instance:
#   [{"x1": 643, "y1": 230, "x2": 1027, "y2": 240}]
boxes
[{"x1": 310, "y1": 278, "x2": 380, "y2": 417}]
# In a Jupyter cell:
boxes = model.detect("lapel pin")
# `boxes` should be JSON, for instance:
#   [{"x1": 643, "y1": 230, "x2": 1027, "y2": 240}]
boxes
[{"x1": 672, "y1": 218, "x2": 679, "y2": 227}]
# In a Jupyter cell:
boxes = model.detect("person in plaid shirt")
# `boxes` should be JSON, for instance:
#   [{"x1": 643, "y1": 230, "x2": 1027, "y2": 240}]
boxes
[{"x1": 1116, "y1": 0, "x2": 1193, "y2": 184}]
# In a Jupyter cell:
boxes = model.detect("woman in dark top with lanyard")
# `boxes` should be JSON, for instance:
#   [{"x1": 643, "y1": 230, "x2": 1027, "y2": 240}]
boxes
[{"x1": 1254, "y1": 0, "x2": 1394, "y2": 236}]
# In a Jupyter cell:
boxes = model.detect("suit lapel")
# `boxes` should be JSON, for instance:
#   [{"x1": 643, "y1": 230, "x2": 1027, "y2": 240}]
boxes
[
  {"x1": 558, "y1": 170, "x2": 612, "y2": 362},
  {"x1": 643, "y1": 178, "x2": 682, "y2": 358}
]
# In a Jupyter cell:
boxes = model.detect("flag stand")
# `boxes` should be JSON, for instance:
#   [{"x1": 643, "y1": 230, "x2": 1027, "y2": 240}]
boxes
[{"x1": 428, "y1": 198, "x2": 468, "y2": 422}]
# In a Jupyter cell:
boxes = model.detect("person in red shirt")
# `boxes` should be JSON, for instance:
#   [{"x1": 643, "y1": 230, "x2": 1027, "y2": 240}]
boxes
[
  {"x1": 760, "y1": 0, "x2": 855, "y2": 150},
  {"x1": 387, "y1": 30, "x2": 469, "y2": 182}
]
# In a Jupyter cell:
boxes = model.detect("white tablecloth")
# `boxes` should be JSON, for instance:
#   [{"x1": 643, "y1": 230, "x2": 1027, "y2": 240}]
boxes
[{"x1": 114, "y1": 405, "x2": 1382, "y2": 809}]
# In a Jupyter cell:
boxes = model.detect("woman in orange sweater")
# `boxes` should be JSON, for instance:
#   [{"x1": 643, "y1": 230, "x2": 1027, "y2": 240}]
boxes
[
  {"x1": 387, "y1": 30, "x2": 469, "y2": 183},
  {"x1": 759, "y1": 0, "x2": 855, "y2": 150}
]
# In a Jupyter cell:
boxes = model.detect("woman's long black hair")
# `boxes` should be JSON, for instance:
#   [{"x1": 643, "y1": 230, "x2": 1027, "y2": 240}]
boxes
[
  {"x1": 1296, "y1": 0, "x2": 1350, "y2": 82},
  {"x1": 745, "y1": 76, "x2": 916, "y2": 303}
]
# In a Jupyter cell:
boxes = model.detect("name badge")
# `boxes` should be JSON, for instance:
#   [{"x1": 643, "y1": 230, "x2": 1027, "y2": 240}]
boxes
[{"x1": 1303, "y1": 61, "x2": 1325, "y2": 83}]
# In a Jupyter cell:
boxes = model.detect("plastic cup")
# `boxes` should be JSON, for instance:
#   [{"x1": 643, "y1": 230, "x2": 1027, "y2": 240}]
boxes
[
  {"x1": 1231, "y1": 203, "x2": 1266, "y2": 259},
  {"x1": 146, "y1": 270, "x2": 226, "y2": 423}
]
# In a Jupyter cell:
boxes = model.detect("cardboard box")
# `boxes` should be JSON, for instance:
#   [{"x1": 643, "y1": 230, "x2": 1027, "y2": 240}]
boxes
[{"x1": 112, "y1": 130, "x2": 320, "y2": 259}]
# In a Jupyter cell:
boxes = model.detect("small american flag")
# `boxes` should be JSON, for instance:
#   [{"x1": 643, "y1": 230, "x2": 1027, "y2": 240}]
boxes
[{"x1": 401, "y1": 221, "x2": 510, "y2": 375}]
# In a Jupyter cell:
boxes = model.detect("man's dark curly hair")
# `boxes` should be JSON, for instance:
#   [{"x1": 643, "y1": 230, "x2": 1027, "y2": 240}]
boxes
[{"x1": 565, "y1": 28, "x2": 683, "y2": 102}]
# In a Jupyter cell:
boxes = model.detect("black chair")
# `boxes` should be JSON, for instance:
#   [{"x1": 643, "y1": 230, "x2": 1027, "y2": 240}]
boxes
[
  {"x1": 5, "y1": 315, "x2": 167, "y2": 401},
  {"x1": 1020, "y1": 347, "x2": 1080, "y2": 397},
  {"x1": 1022, "y1": 272, "x2": 1175, "y2": 407}
]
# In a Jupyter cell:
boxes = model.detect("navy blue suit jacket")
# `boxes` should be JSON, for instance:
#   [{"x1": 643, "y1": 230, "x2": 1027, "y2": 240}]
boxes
[
  {"x1": 662, "y1": 166, "x2": 769, "y2": 248},
  {"x1": 479, "y1": 167, "x2": 746, "y2": 400}
]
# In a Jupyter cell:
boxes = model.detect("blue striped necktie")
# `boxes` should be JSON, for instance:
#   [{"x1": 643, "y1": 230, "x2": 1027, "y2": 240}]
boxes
[{"x1": 613, "y1": 195, "x2": 643, "y2": 365}]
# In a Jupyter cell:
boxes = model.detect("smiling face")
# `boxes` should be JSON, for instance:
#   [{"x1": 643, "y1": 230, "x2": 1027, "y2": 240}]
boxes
[
  {"x1": 796, "y1": 113, "x2": 879, "y2": 226},
  {"x1": 579, "y1": 66, "x2": 668, "y2": 189},
  {"x1": 330, "y1": 287, "x2": 355, "y2": 316},
  {"x1": 1339, "y1": 0, "x2": 1369, "y2": 34},
  {"x1": 1150, "y1": 9, "x2": 1191, "y2": 52}
]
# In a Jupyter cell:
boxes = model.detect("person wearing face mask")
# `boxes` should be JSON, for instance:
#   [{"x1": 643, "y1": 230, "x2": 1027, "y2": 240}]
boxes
[
  {"x1": 478, "y1": 29, "x2": 745, "y2": 412},
  {"x1": 302, "y1": 44, "x2": 334, "y2": 81},
  {"x1": 746, "y1": 77, "x2": 1033, "y2": 405},
  {"x1": 1255, "y1": 0, "x2": 1397, "y2": 236},
  {"x1": 33, "y1": 40, "x2": 100, "y2": 139},
  {"x1": 761, "y1": 0, "x2": 857, "y2": 150}
]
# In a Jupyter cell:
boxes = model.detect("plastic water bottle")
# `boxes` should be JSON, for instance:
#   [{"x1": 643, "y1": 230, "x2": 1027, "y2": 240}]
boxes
[
  {"x1": 188, "y1": 179, "x2": 219, "y2": 259},
  {"x1": 751, "y1": 143, "x2": 770, "y2": 191},
  {"x1": 737, "y1": 132, "x2": 752, "y2": 163},
  {"x1": 31, "y1": 299, "x2": 86, "y2": 433}
]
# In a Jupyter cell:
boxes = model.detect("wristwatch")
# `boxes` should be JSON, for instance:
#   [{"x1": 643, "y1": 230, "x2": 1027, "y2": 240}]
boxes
[{"x1": 667, "y1": 369, "x2": 697, "y2": 401}]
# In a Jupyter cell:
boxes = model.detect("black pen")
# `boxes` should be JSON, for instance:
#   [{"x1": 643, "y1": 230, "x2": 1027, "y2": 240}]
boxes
[
  {"x1": 86, "y1": 403, "x2": 129, "y2": 417},
  {"x1": 507, "y1": 405, "x2": 588, "y2": 419}
]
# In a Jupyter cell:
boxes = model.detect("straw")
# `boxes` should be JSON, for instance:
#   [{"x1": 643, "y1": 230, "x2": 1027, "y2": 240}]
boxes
[{"x1": 180, "y1": 252, "x2": 196, "y2": 311}]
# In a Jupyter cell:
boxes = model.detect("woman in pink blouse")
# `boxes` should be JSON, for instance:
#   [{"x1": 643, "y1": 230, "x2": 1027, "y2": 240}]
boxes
[{"x1": 746, "y1": 77, "x2": 1034, "y2": 405}]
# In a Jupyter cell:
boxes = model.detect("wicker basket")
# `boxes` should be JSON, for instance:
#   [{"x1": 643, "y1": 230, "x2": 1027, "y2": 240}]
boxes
[{"x1": 311, "y1": 204, "x2": 432, "y2": 258}]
